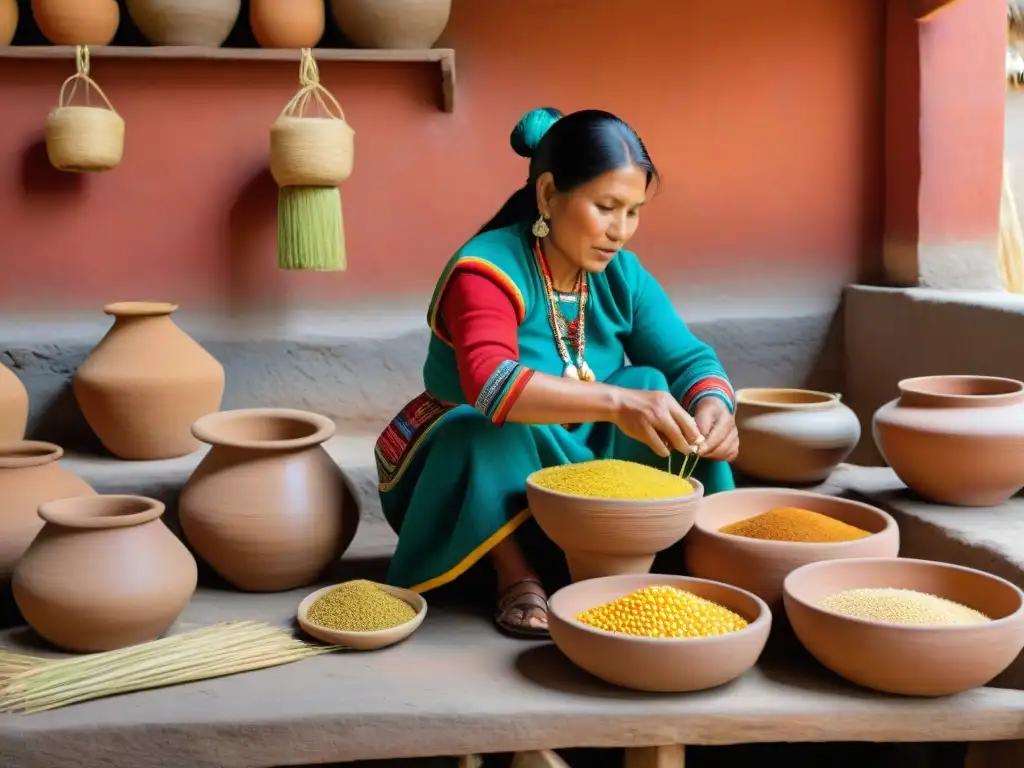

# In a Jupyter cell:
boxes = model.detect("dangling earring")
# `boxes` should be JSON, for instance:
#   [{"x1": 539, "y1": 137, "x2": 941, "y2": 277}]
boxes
[{"x1": 532, "y1": 215, "x2": 550, "y2": 238}]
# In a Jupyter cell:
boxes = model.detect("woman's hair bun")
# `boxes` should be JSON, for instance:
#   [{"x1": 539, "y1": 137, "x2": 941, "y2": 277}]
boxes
[{"x1": 510, "y1": 107, "x2": 563, "y2": 158}]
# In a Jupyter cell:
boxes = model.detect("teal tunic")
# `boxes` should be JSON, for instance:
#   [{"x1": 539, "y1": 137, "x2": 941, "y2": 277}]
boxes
[{"x1": 374, "y1": 223, "x2": 735, "y2": 593}]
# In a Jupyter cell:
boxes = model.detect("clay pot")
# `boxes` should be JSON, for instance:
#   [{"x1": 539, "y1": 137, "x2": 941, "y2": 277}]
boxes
[
  {"x1": 73, "y1": 302, "x2": 225, "y2": 461},
  {"x1": 125, "y1": 0, "x2": 241, "y2": 46},
  {"x1": 329, "y1": 0, "x2": 451, "y2": 49},
  {"x1": 250, "y1": 0, "x2": 324, "y2": 48},
  {"x1": 0, "y1": 441, "x2": 95, "y2": 584},
  {"x1": 525, "y1": 473, "x2": 703, "y2": 583},
  {"x1": 683, "y1": 488, "x2": 900, "y2": 610},
  {"x1": 872, "y1": 375, "x2": 1024, "y2": 507},
  {"x1": 733, "y1": 388, "x2": 861, "y2": 484},
  {"x1": 0, "y1": 362, "x2": 28, "y2": 442},
  {"x1": 30, "y1": 0, "x2": 120, "y2": 45},
  {"x1": 548, "y1": 574, "x2": 771, "y2": 692},
  {"x1": 784, "y1": 557, "x2": 1024, "y2": 696},
  {"x1": 179, "y1": 408, "x2": 358, "y2": 592},
  {"x1": 0, "y1": 0, "x2": 18, "y2": 46},
  {"x1": 13, "y1": 495, "x2": 197, "y2": 652}
]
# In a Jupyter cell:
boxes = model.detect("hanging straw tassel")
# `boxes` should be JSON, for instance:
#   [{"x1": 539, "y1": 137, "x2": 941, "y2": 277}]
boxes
[
  {"x1": 270, "y1": 48, "x2": 354, "y2": 271},
  {"x1": 45, "y1": 46, "x2": 125, "y2": 173},
  {"x1": 999, "y1": 163, "x2": 1024, "y2": 294}
]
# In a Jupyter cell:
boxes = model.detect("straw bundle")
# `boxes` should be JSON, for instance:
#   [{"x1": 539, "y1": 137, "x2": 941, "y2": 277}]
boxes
[
  {"x1": 270, "y1": 48, "x2": 354, "y2": 271},
  {"x1": 45, "y1": 46, "x2": 125, "y2": 173},
  {"x1": 999, "y1": 164, "x2": 1024, "y2": 293},
  {"x1": 0, "y1": 621, "x2": 338, "y2": 714}
]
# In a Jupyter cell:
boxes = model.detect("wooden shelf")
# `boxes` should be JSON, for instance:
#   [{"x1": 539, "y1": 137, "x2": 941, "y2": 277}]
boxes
[{"x1": 0, "y1": 45, "x2": 457, "y2": 112}]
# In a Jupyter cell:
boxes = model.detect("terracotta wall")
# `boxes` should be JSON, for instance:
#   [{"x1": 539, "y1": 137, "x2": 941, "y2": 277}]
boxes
[{"x1": 0, "y1": 0, "x2": 885, "y2": 311}]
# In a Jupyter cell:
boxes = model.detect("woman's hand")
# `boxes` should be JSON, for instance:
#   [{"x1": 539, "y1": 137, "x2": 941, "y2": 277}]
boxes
[
  {"x1": 692, "y1": 397, "x2": 739, "y2": 462},
  {"x1": 611, "y1": 388, "x2": 704, "y2": 458}
]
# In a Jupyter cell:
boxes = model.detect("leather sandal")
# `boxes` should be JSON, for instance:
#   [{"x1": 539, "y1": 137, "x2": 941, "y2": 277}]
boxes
[{"x1": 494, "y1": 578, "x2": 551, "y2": 639}]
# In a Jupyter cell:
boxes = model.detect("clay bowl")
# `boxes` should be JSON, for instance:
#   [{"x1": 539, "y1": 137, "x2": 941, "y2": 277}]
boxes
[
  {"x1": 297, "y1": 582, "x2": 426, "y2": 651},
  {"x1": 683, "y1": 488, "x2": 899, "y2": 609},
  {"x1": 548, "y1": 574, "x2": 771, "y2": 692},
  {"x1": 784, "y1": 557, "x2": 1024, "y2": 696},
  {"x1": 526, "y1": 473, "x2": 704, "y2": 583}
]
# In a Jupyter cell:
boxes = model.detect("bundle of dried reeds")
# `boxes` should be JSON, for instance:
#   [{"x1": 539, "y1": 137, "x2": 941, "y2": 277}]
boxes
[{"x1": 0, "y1": 621, "x2": 338, "y2": 714}]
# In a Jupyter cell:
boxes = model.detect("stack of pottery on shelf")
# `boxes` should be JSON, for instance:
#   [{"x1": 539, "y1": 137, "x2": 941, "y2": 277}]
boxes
[
  {"x1": 125, "y1": 0, "x2": 241, "y2": 47},
  {"x1": 329, "y1": 0, "x2": 451, "y2": 48}
]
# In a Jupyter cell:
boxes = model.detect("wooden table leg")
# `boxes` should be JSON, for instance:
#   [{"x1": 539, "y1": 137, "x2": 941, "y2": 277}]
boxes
[
  {"x1": 457, "y1": 756, "x2": 483, "y2": 768},
  {"x1": 624, "y1": 745, "x2": 685, "y2": 768},
  {"x1": 510, "y1": 750, "x2": 572, "y2": 767},
  {"x1": 964, "y1": 741, "x2": 1024, "y2": 768}
]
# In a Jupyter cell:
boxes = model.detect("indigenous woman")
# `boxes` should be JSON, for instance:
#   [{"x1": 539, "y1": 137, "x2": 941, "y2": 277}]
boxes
[{"x1": 375, "y1": 108, "x2": 739, "y2": 638}]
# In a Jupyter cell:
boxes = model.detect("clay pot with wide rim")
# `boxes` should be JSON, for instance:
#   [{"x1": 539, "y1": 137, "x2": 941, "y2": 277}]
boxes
[
  {"x1": 0, "y1": 362, "x2": 28, "y2": 442},
  {"x1": 683, "y1": 488, "x2": 900, "y2": 610},
  {"x1": 873, "y1": 375, "x2": 1024, "y2": 507},
  {"x1": 329, "y1": 0, "x2": 451, "y2": 49},
  {"x1": 30, "y1": 0, "x2": 120, "y2": 45},
  {"x1": 525, "y1": 472, "x2": 704, "y2": 583},
  {"x1": 250, "y1": 0, "x2": 324, "y2": 48},
  {"x1": 733, "y1": 388, "x2": 861, "y2": 484},
  {"x1": 179, "y1": 408, "x2": 359, "y2": 592},
  {"x1": 0, "y1": 441, "x2": 96, "y2": 585},
  {"x1": 784, "y1": 557, "x2": 1024, "y2": 696},
  {"x1": 13, "y1": 495, "x2": 197, "y2": 652},
  {"x1": 73, "y1": 301, "x2": 225, "y2": 461},
  {"x1": 125, "y1": 0, "x2": 241, "y2": 47},
  {"x1": 0, "y1": 0, "x2": 18, "y2": 46}
]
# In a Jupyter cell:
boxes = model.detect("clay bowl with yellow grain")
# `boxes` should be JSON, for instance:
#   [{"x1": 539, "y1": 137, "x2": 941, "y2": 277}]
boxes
[
  {"x1": 526, "y1": 459, "x2": 704, "y2": 584},
  {"x1": 683, "y1": 488, "x2": 899, "y2": 611},
  {"x1": 548, "y1": 573, "x2": 771, "y2": 692}
]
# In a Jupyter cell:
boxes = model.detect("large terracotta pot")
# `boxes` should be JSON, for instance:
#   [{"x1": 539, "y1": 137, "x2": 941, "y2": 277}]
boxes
[
  {"x1": 0, "y1": 441, "x2": 95, "y2": 584},
  {"x1": 733, "y1": 388, "x2": 861, "y2": 484},
  {"x1": 13, "y1": 495, "x2": 197, "y2": 652},
  {"x1": 873, "y1": 375, "x2": 1024, "y2": 507},
  {"x1": 0, "y1": 0, "x2": 18, "y2": 46},
  {"x1": 0, "y1": 362, "x2": 28, "y2": 442},
  {"x1": 179, "y1": 408, "x2": 359, "y2": 592},
  {"x1": 73, "y1": 301, "x2": 225, "y2": 461},
  {"x1": 329, "y1": 0, "x2": 451, "y2": 49},
  {"x1": 30, "y1": 0, "x2": 120, "y2": 45},
  {"x1": 125, "y1": 0, "x2": 241, "y2": 46},
  {"x1": 250, "y1": 0, "x2": 324, "y2": 48}
]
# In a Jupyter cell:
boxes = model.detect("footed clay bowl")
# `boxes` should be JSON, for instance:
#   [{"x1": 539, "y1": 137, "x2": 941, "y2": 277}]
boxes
[
  {"x1": 683, "y1": 488, "x2": 899, "y2": 609},
  {"x1": 297, "y1": 582, "x2": 426, "y2": 651},
  {"x1": 526, "y1": 475, "x2": 704, "y2": 583},
  {"x1": 548, "y1": 574, "x2": 771, "y2": 692},
  {"x1": 784, "y1": 557, "x2": 1024, "y2": 696}
]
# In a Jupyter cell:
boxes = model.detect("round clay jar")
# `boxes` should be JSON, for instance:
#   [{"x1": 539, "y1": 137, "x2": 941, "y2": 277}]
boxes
[
  {"x1": 13, "y1": 495, "x2": 198, "y2": 652},
  {"x1": 30, "y1": 0, "x2": 120, "y2": 46},
  {"x1": 0, "y1": 362, "x2": 29, "y2": 442},
  {"x1": 329, "y1": 0, "x2": 451, "y2": 48},
  {"x1": 250, "y1": 0, "x2": 324, "y2": 48}
]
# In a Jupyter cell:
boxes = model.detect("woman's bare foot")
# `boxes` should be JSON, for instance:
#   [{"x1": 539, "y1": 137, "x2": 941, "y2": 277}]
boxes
[{"x1": 490, "y1": 535, "x2": 549, "y2": 638}]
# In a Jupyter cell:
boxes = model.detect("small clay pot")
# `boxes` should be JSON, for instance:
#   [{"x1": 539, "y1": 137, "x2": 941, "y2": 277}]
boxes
[
  {"x1": 0, "y1": 362, "x2": 28, "y2": 442},
  {"x1": 125, "y1": 0, "x2": 241, "y2": 46},
  {"x1": 329, "y1": 0, "x2": 451, "y2": 49},
  {"x1": 873, "y1": 375, "x2": 1024, "y2": 507},
  {"x1": 13, "y1": 495, "x2": 197, "y2": 652},
  {"x1": 179, "y1": 408, "x2": 359, "y2": 592},
  {"x1": 548, "y1": 574, "x2": 771, "y2": 692},
  {"x1": 0, "y1": 441, "x2": 95, "y2": 583},
  {"x1": 733, "y1": 388, "x2": 861, "y2": 484},
  {"x1": 784, "y1": 557, "x2": 1024, "y2": 696},
  {"x1": 0, "y1": 0, "x2": 18, "y2": 46},
  {"x1": 31, "y1": 0, "x2": 120, "y2": 46},
  {"x1": 683, "y1": 488, "x2": 900, "y2": 610},
  {"x1": 526, "y1": 474, "x2": 703, "y2": 583},
  {"x1": 250, "y1": 0, "x2": 324, "y2": 48}
]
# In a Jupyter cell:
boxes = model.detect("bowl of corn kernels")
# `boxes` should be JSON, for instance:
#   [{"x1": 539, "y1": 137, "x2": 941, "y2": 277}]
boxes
[{"x1": 547, "y1": 573, "x2": 771, "y2": 692}]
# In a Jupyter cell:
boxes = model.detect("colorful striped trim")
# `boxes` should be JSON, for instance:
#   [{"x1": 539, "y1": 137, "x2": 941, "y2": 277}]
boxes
[
  {"x1": 427, "y1": 256, "x2": 527, "y2": 346},
  {"x1": 474, "y1": 359, "x2": 535, "y2": 426},
  {"x1": 681, "y1": 375, "x2": 736, "y2": 414},
  {"x1": 375, "y1": 391, "x2": 453, "y2": 489}
]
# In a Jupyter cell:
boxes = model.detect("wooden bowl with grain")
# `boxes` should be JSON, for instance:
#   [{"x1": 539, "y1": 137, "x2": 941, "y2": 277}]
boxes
[{"x1": 297, "y1": 581, "x2": 427, "y2": 651}]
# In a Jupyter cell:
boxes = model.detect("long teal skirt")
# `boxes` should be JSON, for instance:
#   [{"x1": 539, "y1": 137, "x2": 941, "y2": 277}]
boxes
[{"x1": 376, "y1": 365, "x2": 735, "y2": 592}]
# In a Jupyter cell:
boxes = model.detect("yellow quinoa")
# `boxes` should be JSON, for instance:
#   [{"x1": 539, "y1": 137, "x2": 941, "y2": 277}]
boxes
[
  {"x1": 306, "y1": 580, "x2": 417, "y2": 632},
  {"x1": 575, "y1": 585, "x2": 749, "y2": 638},
  {"x1": 531, "y1": 459, "x2": 695, "y2": 500},
  {"x1": 819, "y1": 588, "x2": 991, "y2": 627},
  {"x1": 719, "y1": 506, "x2": 871, "y2": 543}
]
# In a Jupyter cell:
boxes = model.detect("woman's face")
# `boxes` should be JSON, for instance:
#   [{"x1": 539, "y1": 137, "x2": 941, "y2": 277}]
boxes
[{"x1": 539, "y1": 165, "x2": 648, "y2": 273}]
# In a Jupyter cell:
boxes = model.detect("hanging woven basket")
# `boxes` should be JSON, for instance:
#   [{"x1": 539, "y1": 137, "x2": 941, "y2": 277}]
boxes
[{"x1": 45, "y1": 47, "x2": 125, "y2": 173}]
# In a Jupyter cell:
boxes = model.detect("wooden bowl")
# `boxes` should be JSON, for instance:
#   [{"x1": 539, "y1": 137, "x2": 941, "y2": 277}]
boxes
[
  {"x1": 784, "y1": 557, "x2": 1024, "y2": 696},
  {"x1": 548, "y1": 574, "x2": 771, "y2": 692},
  {"x1": 683, "y1": 488, "x2": 899, "y2": 609},
  {"x1": 297, "y1": 582, "x2": 427, "y2": 651},
  {"x1": 526, "y1": 474, "x2": 703, "y2": 583}
]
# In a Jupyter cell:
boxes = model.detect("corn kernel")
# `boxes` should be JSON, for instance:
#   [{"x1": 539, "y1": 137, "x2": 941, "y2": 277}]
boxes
[{"x1": 575, "y1": 585, "x2": 749, "y2": 638}]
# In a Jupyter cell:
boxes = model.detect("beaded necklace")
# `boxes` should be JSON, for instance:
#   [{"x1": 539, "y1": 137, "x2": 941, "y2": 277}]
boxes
[{"x1": 532, "y1": 238, "x2": 596, "y2": 381}]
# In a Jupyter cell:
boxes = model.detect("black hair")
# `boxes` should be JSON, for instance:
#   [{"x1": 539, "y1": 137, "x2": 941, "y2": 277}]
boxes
[{"x1": 478, "y1": 108, "x2": 659, "y2": 234}]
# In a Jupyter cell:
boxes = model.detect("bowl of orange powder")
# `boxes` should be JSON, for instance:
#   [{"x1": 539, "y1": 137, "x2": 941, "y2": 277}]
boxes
[{"x1": 682, "y1": 488, "x2": 899, "y2": 610}]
